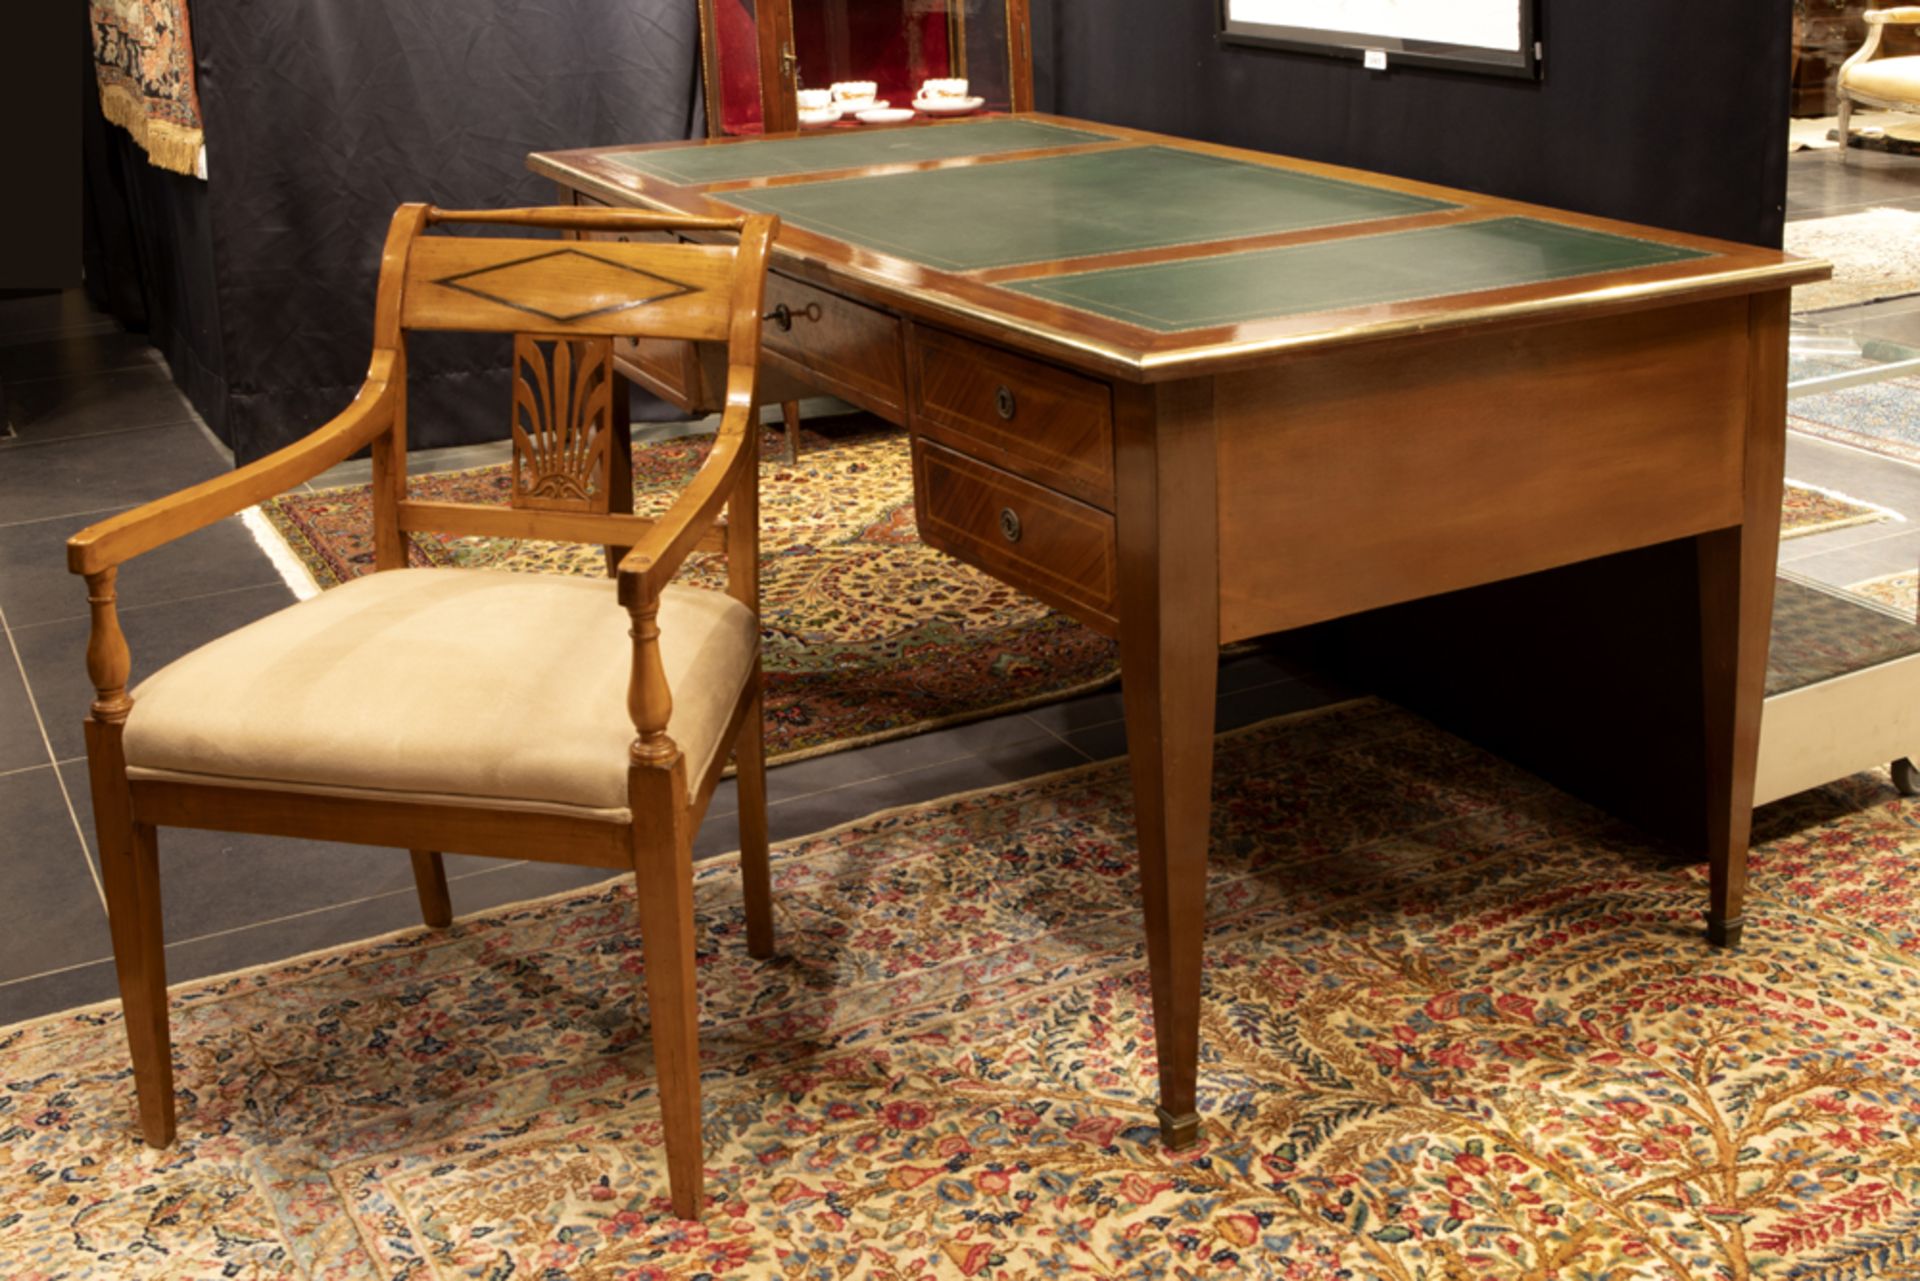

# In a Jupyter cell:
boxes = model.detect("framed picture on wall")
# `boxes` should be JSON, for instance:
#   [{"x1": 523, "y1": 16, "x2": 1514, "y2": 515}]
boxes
[{"x1": 1220, "y1": 0, "x2": 1540, "y2": 78}]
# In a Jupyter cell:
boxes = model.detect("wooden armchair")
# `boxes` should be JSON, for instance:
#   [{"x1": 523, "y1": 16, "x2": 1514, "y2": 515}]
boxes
[
  {"x1": 1838, "y1": 7, "x2": 1920, "y2": 160},
  {"x1": 66, "y1": 203, "x2": 780, "y2": 1221}
]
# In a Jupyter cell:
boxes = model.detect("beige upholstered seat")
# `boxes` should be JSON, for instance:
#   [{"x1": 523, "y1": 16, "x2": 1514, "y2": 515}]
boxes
[
  {"x1": 1837, "y1": 9, "x2": 1920, "y2": 160},
  {"x1": 124, "y1": 570, "x2": 757, "y2": 814},
  {"x1": 1843, "y1": 55, "x2": 1920, "y2": 103},
  {"x1": 66, "y1": 204, "x2": 781, "y2": 1224}
]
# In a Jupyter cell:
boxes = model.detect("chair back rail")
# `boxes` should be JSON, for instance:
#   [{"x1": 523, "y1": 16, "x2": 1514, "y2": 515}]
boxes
[
  {"x1": 400, "y1": 236, "x2": 738, "y2": 342},
  {"x1": 376, "y1": 209, "x2": 768, "y2": 570}
]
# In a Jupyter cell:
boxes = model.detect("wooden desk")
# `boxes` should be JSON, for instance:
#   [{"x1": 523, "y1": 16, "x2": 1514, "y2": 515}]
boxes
[{"x1": 530, "y1": 116, "x2": 1825, "y2": 1147}]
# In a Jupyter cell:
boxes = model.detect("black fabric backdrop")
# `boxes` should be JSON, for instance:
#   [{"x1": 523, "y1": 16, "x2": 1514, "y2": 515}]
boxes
[
  {"x1": 88, "y1": 0, "x2": 1791, "y2": 462},
  {"x1": 1035, "y1": 0, "x2": 1790, "y2": 250},
  {"x1": 126, "y1": 0, "x2": 703, "y2": 462}
]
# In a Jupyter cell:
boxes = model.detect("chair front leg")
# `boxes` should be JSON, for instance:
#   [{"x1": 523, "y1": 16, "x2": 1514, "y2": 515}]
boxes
[
  {"x1": 408, "y1": 850, "x2": 453, "y2": 927},
  {"x1": 631, "y1": 761, "x2": 705, "y2": 1220},
  {"x1": 87, "y1": 727, "x2": 175, "y2": 1147},
  {"x1": 82, "y1": 568, "x2": 175, "y2": 1146}
]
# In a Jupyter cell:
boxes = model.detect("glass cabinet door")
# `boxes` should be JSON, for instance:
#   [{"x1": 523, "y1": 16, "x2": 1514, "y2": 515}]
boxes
[{"x1": 702, "y1": 0, "x2": 1032, "y2": 135}]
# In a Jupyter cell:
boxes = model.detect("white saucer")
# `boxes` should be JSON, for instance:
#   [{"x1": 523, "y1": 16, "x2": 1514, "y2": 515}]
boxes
[
  {"x1": 911, "y1": 96, "x2": 986, "y2": 117},
  {"x1": 798, "y1": 108, "x2": 843, "y2": 129},
  {"x1": 835, "y1": 97, "x2": 887, "y2": 114},
  {"x1": 856, "y1": 107, "x2": 916, "y2": 124}
]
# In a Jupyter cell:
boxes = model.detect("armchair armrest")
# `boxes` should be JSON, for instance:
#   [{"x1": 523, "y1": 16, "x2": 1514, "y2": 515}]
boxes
[
  {"x1": 1867, "y1": 7, "x2": 1920, "y2": 22},
  {"x1": 615, "y1": 390, "x2": 757, "y2": 606},
  {"x1": 615, "y1": 213, "x2": 776, "y2": 608},
  {"x1": 67, "y1": 353, "x2": 399, "y2": 577}
]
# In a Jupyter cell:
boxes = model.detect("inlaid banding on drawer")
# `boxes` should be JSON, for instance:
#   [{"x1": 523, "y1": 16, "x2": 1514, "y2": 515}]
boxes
[
  {"x1": 762, "y1": 274, "x2": 906, "y2": 419},
  {"x1": 913, "y1": 439, "x2": 1118, "y2": 633},
  {"x1": 909, "y1": 325, "x2": 1115, "y2": 509}
]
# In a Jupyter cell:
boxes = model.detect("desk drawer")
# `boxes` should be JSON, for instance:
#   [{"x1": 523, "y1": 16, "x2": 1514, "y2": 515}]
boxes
[
  {"x1": 913, "y1": 439, "x2": 1117, "y2": 631},
  {"x1": 908, "y1": 325, "x2": 1114, "y2": 508},
  {"x1": 763, "y1": 274, "x2": 906, "y2": 420}
]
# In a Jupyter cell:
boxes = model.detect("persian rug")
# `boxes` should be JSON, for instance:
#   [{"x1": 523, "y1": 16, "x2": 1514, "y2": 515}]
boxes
[
  {"x1": 90, "y1": 0, "x2": 204, "y2": 177},
  {"x1": 7, "y1": 698, "x2": 1920, "y2": 1278},
  {"x1": 1779, "y1": 479, "x2": 1895, "y2": 539},
  {"x1": 1852, "y1": 568, "x2": 1920, "y2": 620},
  {"x1": 255, "y1": 421, "x2": 1117, "y2": 763},
  {"x1": 1789, "y1": 366, "x2": 1920, "y2": 466},
  {"x1": 1784, "y1": 207, "x2": 1920, "y2": 312}
]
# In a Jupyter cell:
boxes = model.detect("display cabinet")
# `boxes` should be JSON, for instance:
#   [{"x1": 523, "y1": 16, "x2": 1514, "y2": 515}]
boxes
[
  {"x1": 698, "y1": 0, "x2": 1033, "y2": 136},
  {"x1": 1793, "y1": 0, "x2": 1920, "y2": 117},
  {"x1": 1756, "y1": 326, "x2": 1920, "y2": 803}
]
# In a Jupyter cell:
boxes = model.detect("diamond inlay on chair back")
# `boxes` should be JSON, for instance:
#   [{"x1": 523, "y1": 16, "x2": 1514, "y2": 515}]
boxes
[
  {"x1": 510, "y1": 335, "x2": 614, "y2": 513},
  {"x1": 401, "y1": 236, "x2": 738, "y2": 342}
]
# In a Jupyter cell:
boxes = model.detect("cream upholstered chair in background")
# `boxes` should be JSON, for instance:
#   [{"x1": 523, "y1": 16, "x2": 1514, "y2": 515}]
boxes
[
  {"x1": 66, "y1": 203, "x2": 780, "y2": 1221},
  {"x1": 1838, "y1": 7, "x2": 1920, "y2": 160}
]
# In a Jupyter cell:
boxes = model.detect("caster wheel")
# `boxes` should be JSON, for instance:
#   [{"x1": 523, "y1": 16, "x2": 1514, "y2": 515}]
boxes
[{"x1": 1895, "y1": 758, "x2": 1919, "y2": 797}]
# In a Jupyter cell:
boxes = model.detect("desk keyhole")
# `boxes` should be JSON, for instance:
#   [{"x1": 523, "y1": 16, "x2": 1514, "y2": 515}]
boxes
[
  {"x1": 999, "y1": 507, "x2": 1022, "y2": 543},
  {"x1": 994, "y1": 386, "x2": 1017, "y2": 420},
  {"x1": 764, "y1": 302, "x2": 821, "y2": 332}
]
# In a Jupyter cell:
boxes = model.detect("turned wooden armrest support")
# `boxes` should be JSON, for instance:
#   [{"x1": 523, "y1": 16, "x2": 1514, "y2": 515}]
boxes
[
  {"x1": 618, "y1": 376, "x2": 760, "y2": 765},
  {"x1": 618, "y1": 211, "x2": 775, "y2": 765},
  {"x1": 66, "y1": 356, "x2": 399, "y2": 577}
]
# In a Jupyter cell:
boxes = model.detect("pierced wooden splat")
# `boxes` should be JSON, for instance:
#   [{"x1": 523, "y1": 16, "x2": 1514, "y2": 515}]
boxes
[{"x1": 510, "y1": 334, "x2": 615, "y2": 512}]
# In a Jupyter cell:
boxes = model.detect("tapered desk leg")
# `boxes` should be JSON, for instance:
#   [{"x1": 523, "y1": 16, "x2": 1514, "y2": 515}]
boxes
[
  {"x1": 1698, "y1": 290, "x2": 1790, "y2": 948},
  {"x1": 1115, "y1": 380, "x2": 1219, "y2": 1148}
]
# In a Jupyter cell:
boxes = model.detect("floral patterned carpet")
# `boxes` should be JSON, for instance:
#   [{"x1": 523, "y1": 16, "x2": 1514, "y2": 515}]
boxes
[
  {"x1": 255, "y1": 419, "x2": 1117, "y2": 763},
  {"x1": 1779, "y1": 480, "x2": 1893, "y2": 541},
  {"x1": 1854, "y1": 570, "x2": 1920, "y2": 621},
  {"x1": 7, "y1": 699, "x2": 1920, "y2": 1279}
]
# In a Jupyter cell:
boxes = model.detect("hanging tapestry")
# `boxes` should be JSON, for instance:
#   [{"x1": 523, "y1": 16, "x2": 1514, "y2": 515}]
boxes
[{"x1": 90, "y1": 0, "x2": 205, "y2": 177}]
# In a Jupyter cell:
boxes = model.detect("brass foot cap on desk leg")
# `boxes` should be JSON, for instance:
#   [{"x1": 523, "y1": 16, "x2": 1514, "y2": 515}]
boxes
[
  {"x1": 1157, "y1": 1107, "x2": 1202, "y2": 1149},
  {"x1": 1707, "y1": 916, "x2": 1744, "y2": 948}
]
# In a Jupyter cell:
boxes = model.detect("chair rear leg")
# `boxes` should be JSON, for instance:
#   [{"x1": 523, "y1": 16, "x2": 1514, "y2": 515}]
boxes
[
  {"x1": 1838, "y1": 96, "x2": 1854, "y2": 163},
  {"x1": 409, "y1": 850, "x2": 453, "y2": 928},
  {"x1": 733, "y1": 670, "x2": 775, "y2": 960},
  {"x1": 96, "y1": 804, "x2": 174, "y2": 1146},
  {"x1": 632, "y1": 795, "x2": 705, "y2": 1219}
]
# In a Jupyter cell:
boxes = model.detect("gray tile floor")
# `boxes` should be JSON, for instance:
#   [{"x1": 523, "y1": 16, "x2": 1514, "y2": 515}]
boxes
[{"x1": 0, "y1": 292, "x2": 1345, "y2": 1027}]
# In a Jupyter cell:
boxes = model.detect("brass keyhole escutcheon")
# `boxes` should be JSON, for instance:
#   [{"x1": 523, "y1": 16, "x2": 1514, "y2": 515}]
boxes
[
  {"x1": 994, "y1": 386, "x2": 1017, "y2": 420},
  {"x1": 999, "y1": 507, "x2": 1022, "y2": 543},
  {"x1": 764, "y1": 302, "x2": 822, "y2": 332}
]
